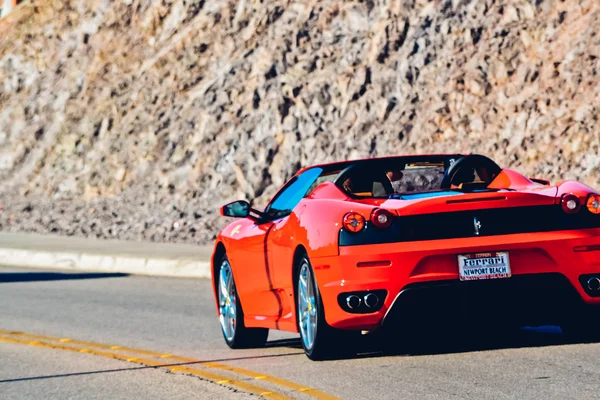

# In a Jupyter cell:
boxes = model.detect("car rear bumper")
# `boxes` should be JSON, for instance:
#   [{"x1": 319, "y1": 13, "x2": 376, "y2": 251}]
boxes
[{"x1": 310, "y1": 228, "x2": 600, "y2": 330}]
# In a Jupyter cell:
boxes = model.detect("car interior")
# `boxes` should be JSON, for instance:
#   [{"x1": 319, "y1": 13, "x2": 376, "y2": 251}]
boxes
[{"x1": 333, "y1": 155, "x2": 503, "y2": 198}]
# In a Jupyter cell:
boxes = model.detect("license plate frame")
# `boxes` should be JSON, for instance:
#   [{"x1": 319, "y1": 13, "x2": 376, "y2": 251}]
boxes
[{"x1": 458, "y1": 251, "x2": 511, "y2": 281}]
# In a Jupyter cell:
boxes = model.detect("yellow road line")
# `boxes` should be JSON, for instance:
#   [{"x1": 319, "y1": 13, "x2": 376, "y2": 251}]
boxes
[
  {"x1": 0, "y1": 329, "x2": 340, "y2": 400},
  {"x1": 202, "y1": 362, "x2": 338, "y2": 400},
  {"x1": 0, "y1": 334, "x2": 290, "y2": 400}
]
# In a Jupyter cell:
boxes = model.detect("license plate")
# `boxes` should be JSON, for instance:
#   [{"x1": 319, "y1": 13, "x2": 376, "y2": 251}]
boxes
[{"x1": 458, "y1": 252, "x2": 511, "y2": 281}]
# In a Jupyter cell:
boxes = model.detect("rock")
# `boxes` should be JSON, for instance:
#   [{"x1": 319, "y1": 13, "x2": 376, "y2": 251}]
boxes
[
  {"x1": 0, "y1": 0, "x2": 598, "y2": 246},
  {"x1": 114, "y1": 168, "x2": 127, "y2": 182}
]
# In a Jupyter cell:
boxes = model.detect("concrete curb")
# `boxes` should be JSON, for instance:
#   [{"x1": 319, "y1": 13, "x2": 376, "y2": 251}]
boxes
[
  {"x1": 0, "y1": 233, "x2": 212, "y2": 278},
  {"x1": 0, "y1": 248, "x2": 211, "y2": 278}
]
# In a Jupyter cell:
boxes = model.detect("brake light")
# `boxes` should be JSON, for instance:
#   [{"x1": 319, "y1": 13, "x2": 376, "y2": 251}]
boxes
[
  {"x1": 342, "y1": 212, "x2": 366, "y2": 233},
  {"x1": 371, "y1": 208, "x2": 393, "y2": 229},
  {"x1": 561, "y1": 194, "x2": 581, "y2": 214},
  {"x1": 587, "y1": 194, "x2": 600, "y2": 215}
]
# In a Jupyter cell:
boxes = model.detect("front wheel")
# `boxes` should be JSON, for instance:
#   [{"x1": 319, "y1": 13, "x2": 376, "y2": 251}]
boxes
[
  {"x1": 218, "y1": 254, "x2": 268, "y2": 348},
  {"x1": 296, "y1": 253, "x2": 357, "y2": 360}
]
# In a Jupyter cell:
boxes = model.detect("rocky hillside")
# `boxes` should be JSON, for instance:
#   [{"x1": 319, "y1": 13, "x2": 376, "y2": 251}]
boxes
[{"x1": 0, "y1": 0, "x2": 599, "y2": 245}]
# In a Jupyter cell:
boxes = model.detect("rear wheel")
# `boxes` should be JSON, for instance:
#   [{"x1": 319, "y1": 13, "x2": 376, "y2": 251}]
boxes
[
  {"x1": 218, "y1": 254, "x2": 268, "y2": 348},
  {"x1": 296, "y1": 253, "x2": 357, "y2": 360}
]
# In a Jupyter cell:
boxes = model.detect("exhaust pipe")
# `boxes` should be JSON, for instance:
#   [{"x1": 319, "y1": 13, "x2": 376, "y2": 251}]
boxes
[
  {"x1": 364, "y1": 293, "x2": 379, "y2": 308},
  {"x1": 588, "y1": 277, "x2": 600, "y2": 292},
  {"x1": 346, "y1": 295, "x2": 361, "y2": 309}
]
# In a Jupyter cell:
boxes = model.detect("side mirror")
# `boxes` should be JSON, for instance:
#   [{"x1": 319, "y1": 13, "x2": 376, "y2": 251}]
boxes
[{"x1": 220, "y1": 200, "x2": 251, "y2": 218}]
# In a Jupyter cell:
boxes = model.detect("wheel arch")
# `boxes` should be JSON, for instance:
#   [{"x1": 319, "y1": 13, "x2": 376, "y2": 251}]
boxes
[
  {"x1": 211, "y1": 241, "x2": 227, "y2": 314},
  {"x1": 292, "y1": 244, "x2": 309, "y2": 278},
  {"x1": 291, "y1": 244, "x2": 309, "y2": 331}
]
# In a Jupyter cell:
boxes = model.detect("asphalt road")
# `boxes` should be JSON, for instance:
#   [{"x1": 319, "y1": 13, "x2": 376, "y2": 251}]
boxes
[
  {"x1": 0, "y1": 341, "x2": 253, "y2": 400},
  {"x1": 2, "y1": 267, "x2": 600, "y2": 399}
]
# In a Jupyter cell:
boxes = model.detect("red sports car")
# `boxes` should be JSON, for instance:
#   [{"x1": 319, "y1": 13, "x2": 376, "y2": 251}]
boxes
[{"x1": 210, "y1": 154, "x2": 600, "y2": 360}]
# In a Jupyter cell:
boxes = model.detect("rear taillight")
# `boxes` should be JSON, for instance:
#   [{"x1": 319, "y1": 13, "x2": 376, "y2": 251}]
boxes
[
  {"x1": 342, "y1": 212, "x2": 366, "y2": 233},
  {"x1": 561, "y1": 194, "x2": 581, "y2": 214},
  {"x1": 371, "y1": 208, "x2": 393, "y2": 229},
  {"x1": 587, "y1": 194, "x2": 600, "y2": 215}
]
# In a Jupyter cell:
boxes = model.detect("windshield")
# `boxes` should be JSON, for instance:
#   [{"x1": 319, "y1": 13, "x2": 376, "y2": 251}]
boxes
[
  {"x1": 262, "y1": 167, "x2": 324, "y2": 220},
  {"x1": 387, "y1": 164, "x2": 446, "y2": 194}
]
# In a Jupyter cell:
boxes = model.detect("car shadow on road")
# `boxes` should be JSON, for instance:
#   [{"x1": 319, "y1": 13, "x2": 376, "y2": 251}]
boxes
[
  {"x1": 0, "y1": 272, "x2": 129, "y2": 283},
  {"x1": 355, "y1": 326, "x2": 600, "y2": 360},
  {"x1": 265, "y1": 326, "x2": 600, "y2": 361},
  {"x1": 264, "y1": 338, "x2": 303, "y2": 349}
]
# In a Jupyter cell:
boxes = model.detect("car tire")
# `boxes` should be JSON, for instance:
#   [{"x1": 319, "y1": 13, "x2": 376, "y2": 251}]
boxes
[
  {"x1": 295, "y1": 252, "x2": 357, "y2": 361},
  {"x1": 217, "y1": 254, "x2": 269, "y2": 349}
]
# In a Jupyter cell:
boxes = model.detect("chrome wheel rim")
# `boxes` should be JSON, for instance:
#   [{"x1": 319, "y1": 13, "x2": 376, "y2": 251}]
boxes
[
  {"x1": 218, "y1": 260, "x2": 236, "y2": 342},
  {"x1": 298, "y1": 260, "x2": 317, "y2": 350}
]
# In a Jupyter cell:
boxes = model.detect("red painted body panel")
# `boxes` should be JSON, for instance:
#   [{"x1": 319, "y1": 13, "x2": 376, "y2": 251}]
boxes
[
  {"x1": 218, "y1": 219, "x2": 282, "y2": 320},
  {"x1": 210, "y1": 154, "x2": 600, "y2": 335},
  {"x1": 312, "y1": 228, "x2": 600, "y2": 330}
]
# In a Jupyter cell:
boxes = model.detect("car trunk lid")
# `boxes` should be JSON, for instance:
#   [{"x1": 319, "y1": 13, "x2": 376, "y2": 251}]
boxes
[{"x1": 360, "y1": 187, "x2": 559, "y2": 216}]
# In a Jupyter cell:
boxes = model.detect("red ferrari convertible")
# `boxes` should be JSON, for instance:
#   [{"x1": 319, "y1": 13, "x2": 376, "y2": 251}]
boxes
[{"x1": 210, "y1": 154, "x2": 600, "y2": 360}]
